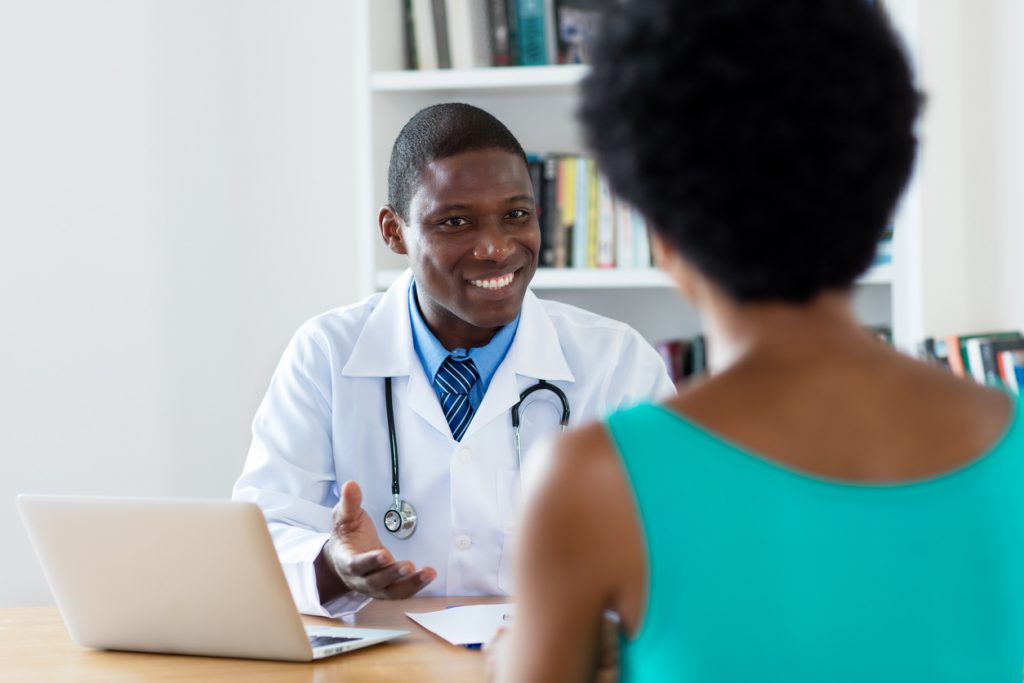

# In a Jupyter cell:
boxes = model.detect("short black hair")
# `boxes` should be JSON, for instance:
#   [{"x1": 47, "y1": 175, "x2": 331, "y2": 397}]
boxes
[
  {"x1": 579, "y1": 0, "x2": 922, "y2": 302},
  {"x1": 387, "y1": 103, "x2": 529, "y2": 222}
]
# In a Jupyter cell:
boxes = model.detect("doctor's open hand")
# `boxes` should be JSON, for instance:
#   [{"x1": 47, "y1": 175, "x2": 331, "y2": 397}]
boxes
[{"x1": 316, "y1": 480, "x2": 437, "y2": 600}]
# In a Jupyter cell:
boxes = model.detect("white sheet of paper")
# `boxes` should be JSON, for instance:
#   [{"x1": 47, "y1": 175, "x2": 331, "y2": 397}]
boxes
[{"x1": 405, "y1": 603, "x2": 513, "y2": 646}]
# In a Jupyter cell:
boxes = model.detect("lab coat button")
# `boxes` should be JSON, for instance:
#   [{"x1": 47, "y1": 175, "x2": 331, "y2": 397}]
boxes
[
  {"x1": 458, "y1": 447, "x2": 472, "y2": 463},
  {"x1": 455, "y1": 534, "x2": 472, "y2": 550}
]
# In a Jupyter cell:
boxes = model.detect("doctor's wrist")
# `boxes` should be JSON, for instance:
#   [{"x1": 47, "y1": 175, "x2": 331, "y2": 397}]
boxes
[{"x1": 314, "y1": 541, "x2": 353, "y2": 603}]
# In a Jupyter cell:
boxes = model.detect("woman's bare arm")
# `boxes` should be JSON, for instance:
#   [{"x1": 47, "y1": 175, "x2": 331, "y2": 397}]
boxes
[{"x1": 487, "y1": 425, "x2": 646, "y2": 683}]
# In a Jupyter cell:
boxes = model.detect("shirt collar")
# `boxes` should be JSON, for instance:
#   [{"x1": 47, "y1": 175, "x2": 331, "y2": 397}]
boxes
[{"x1": 408, "y1": 279, "x2": 520, "y2": 392}]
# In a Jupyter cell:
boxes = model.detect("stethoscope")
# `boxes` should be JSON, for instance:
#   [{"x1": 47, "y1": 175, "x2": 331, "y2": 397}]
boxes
[{"x1": 381, "y1": 377, "x2": 570, "y2": 539}]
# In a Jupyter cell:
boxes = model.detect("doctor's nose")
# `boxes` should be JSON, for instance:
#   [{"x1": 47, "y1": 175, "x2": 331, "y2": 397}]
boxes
[{"x1": 473, "y1": 220, "x2": 513, "y2": 262}]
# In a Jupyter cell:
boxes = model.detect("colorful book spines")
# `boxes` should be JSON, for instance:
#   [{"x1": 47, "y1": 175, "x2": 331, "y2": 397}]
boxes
[
  {"x1": 921, "y1": 332, "x2": 1024, "y2": 394},
  {"x1": 656, "y1": 336, "x2": 708, "y2": 382},
  {"x1": 404, "y1": 0, "x2": 615, "y2": 69},
  {"x1": 529, "y1": 153, "x2": 653, "y2": 270}
]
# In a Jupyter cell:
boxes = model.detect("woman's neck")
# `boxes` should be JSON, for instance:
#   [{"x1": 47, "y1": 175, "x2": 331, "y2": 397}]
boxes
[{"x1": 701, "y1": 290, "x2": 870, "y2": 373}]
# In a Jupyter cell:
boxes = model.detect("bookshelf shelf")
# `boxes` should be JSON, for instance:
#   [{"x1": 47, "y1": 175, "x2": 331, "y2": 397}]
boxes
[{"x1": 371, "y1": 65, "x2": 588, "y2": 93}]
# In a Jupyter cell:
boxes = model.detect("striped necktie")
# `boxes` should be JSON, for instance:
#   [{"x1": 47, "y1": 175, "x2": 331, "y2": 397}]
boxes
[{"x1": 434, "y1": 356, "x2": 480, "y2": 442}]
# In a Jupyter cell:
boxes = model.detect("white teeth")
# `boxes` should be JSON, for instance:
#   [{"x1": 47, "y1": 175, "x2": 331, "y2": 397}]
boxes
[{"x1": 470, "y1": 272, "x2": 515, "y2": 290}]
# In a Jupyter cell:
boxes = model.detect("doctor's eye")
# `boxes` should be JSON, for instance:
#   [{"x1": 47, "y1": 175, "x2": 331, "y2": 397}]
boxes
[
  {"x1": 439, "y1": 216, "x2": 471, "y2": 228},
  {"x1": 505, "y1": 209, "x2": 530, "y2": 221}
]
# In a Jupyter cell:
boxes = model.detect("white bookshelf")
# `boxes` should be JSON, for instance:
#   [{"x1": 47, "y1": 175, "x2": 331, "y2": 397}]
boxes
[
  {"x1": 371, "y1": 64, "x2": 588, "y2": 93},
  {"x1": 353, "y1": 0, "x2": 919, "y2": 348}
]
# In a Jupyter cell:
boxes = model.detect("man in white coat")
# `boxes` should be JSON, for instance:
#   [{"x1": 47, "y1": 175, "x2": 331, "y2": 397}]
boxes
[{"x1": 233, "y1": 103, "x2": 674, "y2": 617}]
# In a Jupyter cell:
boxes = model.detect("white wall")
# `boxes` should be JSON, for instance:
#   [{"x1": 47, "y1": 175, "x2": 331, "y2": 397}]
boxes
[
  {"x1": 992, "y1": 0, "x2": 1024, "y2": 332},
  {"x1": 0, "y1": 1, "x2": 360, "y2": 607},
  {"x1": 912, "y1": 0, "x2": 1024, "y2": 337}
]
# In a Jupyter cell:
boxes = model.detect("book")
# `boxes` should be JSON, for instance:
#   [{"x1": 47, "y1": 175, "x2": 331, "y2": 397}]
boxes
[
  {"x1": 614, "y1": 199, "x2": 634, "y2": 270},
  {"x1": 556, "y1": 156, "x2": 575, "y2": 268},
  {"x1": 488, "y1": 0, "x2": 511, "y2": 66},
  {"x1": 873, "y1": 222, "x2": 894, "y2": 266},
  {"x1": 979, "y1": 338, "x2": 1024, "y2": 388},
  {"x1": 690, "y1": 335, "x2": 707, "y2": 376},
  {"x1": 526, "y1": 154, "x2": 545, "y2": 263},
  {"x1": 963, "y1": 332, "x2": 1022, "y2": 384},
  {"x1": 596, "y1": 175, "x2": 615, "y2": 268},
  {"x1": 542, "y1": 0, "x2": 554, "y2": 64},
  {"x1": 997, "y1": 349, "x2": 1024, "y2": 393},
  {"x1": 585, "y1": 159, "x2": 599, "y2": 268},
  {"x1": 541, "y1": 155, "x2": 559, "y2": 267},
  {"x1": 403, "y1": 0, "x2": 418, "y2": 70},
  {"x1": 1011, "y1": 352, "x2": 1024, "y2": 395},
  {"x1": 572, "y1": 156, "x2": 588, "y2": 268},
  {"x1": 505, "y1": 0, "x2": 520, "y2": 65},
  {"x1": 945, "y1": 332, "x2": 1021, "y2": 379},
  {"x1": 872, "y1": 235, "x2": 893, "y2": 266},
  {"x1": 553, "y1": 0, "x2": 613, "y2": 64},
  {"x1": 447, "y1": 0, "x2": 493, "y2": 69},
  {"x1": 656, "y1": 338, "x2": 717, "y2": 382},
  {"x1": 432, "y1": 0, "x2": 452, "y2": 68},
  {"x1": 411, "y1": 0, "x2": 439, "y2": 70},
  {"x1": 656, "y1": 339, "x2": 691, "y2": 383},
  {"x1": 917, "y1": 337, "x2": 951, "y2": 370},
  {"x1": 632, "y1": 206, "x2": 651, "y2": 268},
  {"x1": 918, "y1": 337, "x2": 938, "y2": 362},
  {"x1": 515, "y1": 0, "x2": 548, "y2": 65}
]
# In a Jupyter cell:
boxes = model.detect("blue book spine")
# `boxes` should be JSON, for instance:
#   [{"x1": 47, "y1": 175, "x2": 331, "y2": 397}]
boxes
[
  {"x1": 515, "y1": 0, "x2": 548, "y2": 65},
  {"x1": 1016, "y1": 366, "x2": 1024, "y2": 394}
]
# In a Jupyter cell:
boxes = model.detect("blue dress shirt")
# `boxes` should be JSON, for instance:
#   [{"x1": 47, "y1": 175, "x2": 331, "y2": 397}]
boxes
[{"x1": 408, "y1": 280, "x2": 520, "y2": 412}]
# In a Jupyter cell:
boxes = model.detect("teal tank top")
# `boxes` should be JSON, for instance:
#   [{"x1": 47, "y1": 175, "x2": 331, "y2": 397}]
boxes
[{"x1": 606, "y1": 399, "x2": 1024, "y2": 682}]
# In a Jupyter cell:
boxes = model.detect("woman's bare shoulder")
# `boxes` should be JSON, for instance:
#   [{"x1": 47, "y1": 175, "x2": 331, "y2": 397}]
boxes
[
  {"x1": 530, "y1": 421, "x2": 627, "y2": 500},
  {"x1": 659, "y1": 348, "x2": 1015, "y2": 481}
]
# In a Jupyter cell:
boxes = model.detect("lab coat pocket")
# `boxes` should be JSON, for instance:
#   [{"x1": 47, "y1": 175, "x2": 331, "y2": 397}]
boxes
[{"x1": 496, "y1": 468, "x2": 522, "y2": 594}]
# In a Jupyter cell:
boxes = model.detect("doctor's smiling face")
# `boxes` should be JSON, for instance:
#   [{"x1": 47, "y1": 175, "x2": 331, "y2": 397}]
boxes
[{"x1": 380, "y1": 147, "x2": 540, "y2": 350}]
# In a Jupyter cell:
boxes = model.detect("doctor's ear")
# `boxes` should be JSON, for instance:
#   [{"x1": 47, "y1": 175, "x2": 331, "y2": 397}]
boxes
[{"x1": 379, "y1": 205, "x2": 408, "y2": 256}]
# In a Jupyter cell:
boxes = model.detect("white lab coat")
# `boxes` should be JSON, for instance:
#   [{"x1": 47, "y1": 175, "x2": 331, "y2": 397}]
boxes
[{"x1": 233, "y1": 270, "x2": 674, "y2": 616}]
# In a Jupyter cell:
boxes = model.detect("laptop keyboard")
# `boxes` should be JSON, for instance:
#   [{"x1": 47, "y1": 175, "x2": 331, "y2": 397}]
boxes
[{"x1": 309, "y1": 635, "x2": 363, "y2": 648}]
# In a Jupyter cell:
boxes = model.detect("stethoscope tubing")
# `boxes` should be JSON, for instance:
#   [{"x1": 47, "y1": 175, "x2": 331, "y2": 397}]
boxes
[
  {"x1": 382, "y1": 376, "x2": 570, "y2": 539},
  {"x1": 384, "y1": 377, "x2": 400, "y2": 497}
]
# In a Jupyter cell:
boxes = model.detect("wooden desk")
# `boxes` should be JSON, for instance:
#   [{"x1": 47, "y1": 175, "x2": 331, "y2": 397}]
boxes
[{"x1": 0, "y1": 596, "x2": 503, "y2": 682}]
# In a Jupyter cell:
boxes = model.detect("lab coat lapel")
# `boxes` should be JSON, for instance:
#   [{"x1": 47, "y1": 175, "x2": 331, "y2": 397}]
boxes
[
  {"x1": 406, "y1": 360, "x2": 453, "y2": 439},
  {"x1": 342, "y1": 269, "x2": 452, "y2": 439},
  {"x1": 342, "y1": 269, "x2": 414, "y2": 379},
  {"x1": 464, "y1": 290, "x2": 575, "y2": 439}
]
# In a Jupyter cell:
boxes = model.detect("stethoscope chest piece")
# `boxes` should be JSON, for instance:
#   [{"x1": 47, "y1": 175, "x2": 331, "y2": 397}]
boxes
[
  {"x1": 383, "y1": 497, "x2": 417, "y2": 539},
  {"x1": 381, "y1": 375, "x2": 569, "y2": 540}
]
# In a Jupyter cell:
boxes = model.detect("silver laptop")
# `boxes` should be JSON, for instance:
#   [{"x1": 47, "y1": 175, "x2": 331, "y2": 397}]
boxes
[{"x1": 17, "y1": 495, "x2": 407, "y2": 661}]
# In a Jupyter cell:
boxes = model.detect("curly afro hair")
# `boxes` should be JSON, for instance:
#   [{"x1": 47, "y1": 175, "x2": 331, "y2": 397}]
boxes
[{"x1": 579, "y1": 0, "x2": 922, "y2": 302}]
